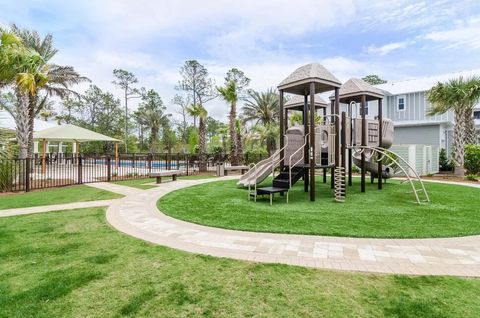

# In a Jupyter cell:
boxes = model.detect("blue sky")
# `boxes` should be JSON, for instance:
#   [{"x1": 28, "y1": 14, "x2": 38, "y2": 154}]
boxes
[{"x1": 1, "y1": 0, "x2": 480, "y2": 120}]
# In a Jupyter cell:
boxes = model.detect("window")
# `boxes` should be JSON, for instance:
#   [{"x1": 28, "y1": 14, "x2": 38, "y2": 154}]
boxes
[
  {"x1": 474, "y1": 110, "x2": 480, "y2": 119},
  {"x1": 397, "y1": 96, "x2": 406, "y2": 111},
  {"x1": 360, "y1": 101, "x2": 369, "y2": 116}
]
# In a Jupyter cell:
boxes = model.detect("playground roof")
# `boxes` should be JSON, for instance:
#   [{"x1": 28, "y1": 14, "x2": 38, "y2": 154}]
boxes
[
  {"x1": 278, "y1": 63, "x2": 341, "y2": 95},
  {"x1": 284, "y1": 94, "x2": 328, "y2": 110},
  {"x1": 33, "y1": 124, "x2": 121, "y2": 143},
  {"x1": 330, "y1": 78, "x2": 384, "y2": 103}
]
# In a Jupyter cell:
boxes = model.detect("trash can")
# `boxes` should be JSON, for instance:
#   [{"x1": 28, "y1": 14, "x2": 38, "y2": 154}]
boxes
[{"x1": 216, "y1": 162, "x2": 225, "y2": 177}]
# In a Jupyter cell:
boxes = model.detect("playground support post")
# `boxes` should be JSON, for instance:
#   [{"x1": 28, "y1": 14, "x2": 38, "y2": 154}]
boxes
[
  {"x1": 361, "y1": 94, "x2": 366, "y2": 193},
  {"x1": 330, "y1": 100, "x2": 335, "y2": 189},
  {"x1": 303, "y1": 94, "x2": 309, "y2": 193},
  {"x1": 378, "y1": 98, "x2": 383, "y2": 189},
  {"x1": 309, "y1": 83, "x2": 316, "y2": 201},
  {"x1": 341, "y1": 111, "x2": 347, "y2": 197},
  {"x1": 279, "y1": 90, "x2": 285, "y2": 171}
]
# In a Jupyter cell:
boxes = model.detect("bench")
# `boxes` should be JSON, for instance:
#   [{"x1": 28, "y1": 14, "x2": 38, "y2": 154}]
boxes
[
  {"x1": 223, "y1": 165, "x2": 249, "y2": 176},
  {"x1": 149, "y1": 170, "x2": 183, "y2": 183}
]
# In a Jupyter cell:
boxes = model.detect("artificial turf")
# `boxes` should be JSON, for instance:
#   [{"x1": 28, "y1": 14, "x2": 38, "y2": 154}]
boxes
[
  {"x1": 159, "y1": 177, "x2": 480, "y2": 238},
  {"x1": 1, "y1": 207, "x2": 479, "y2": 317}
]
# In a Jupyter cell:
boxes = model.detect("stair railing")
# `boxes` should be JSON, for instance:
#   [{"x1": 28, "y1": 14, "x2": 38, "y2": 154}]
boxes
[
  {"x1": 288, "y1": 133, "x2": 309, "y2": 190},
  {"x1": 271, "y1": 135, "x2": 289, "y2": 181},
  {"x1": 247, "y1": 135, "x2": 289, "y2": 202}
]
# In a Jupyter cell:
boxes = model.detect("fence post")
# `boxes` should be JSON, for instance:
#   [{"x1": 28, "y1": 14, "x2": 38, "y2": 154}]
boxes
[
  {"x1": 147, "y1": 153, "x2": 152, "y2": 173},
  {"x1": 186, "y1": 154, "x2": 189, "y2": 176},
  {"x1": 78, "y1": 155, "x2": 83, "y2": 184},
  {"x1": 25, "y1": 157, "x2": 30, "y2": 192},
  {"x1": 107, "y1": 155, "x2": 111, "y2": 182}
]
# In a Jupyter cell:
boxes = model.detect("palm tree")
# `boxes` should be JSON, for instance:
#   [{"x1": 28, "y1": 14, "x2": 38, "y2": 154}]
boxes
[
  {"x1": 0, "y1": 31, "x2": 47, "y2": 160},
  {"x1": 242, "y1": 89, "x2": 279, "y2": 155},
  {"x1": 217, "y1": 80, "x2": 240, "y2": 165},
  {"x1": 8, "y1": 25, "x2": 89, "y2": 157},
  {"x1": 235, "y1": 119, "x2": 245, "y2": 163},
  {"x1": 427, "y1": 76, "x2": 480, "y2": 176},
  {"x1": 249, "y1": 124, "x2": 279, "y2": 156},
  {"x1": 187, "y1": 104, "x2": 208, "y2": 172},
  {"x1": 136, "y1": 90, "x2": 170, "y2": 153},
  {"x1": 242, "y1": 89, "x2": 279, "y2": 126}
]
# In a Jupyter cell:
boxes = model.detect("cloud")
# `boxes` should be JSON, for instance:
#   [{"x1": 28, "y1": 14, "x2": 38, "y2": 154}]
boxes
[
  {"x1": 366, "y1": 41, "x2": 411, "y2": 56},
  {"x1": 423, "y1": 16, "x2": 480, "y2": 50}
]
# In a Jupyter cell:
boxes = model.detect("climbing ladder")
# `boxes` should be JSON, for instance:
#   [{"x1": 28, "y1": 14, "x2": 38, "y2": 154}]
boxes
[{"x1": 350, "y1": 146, "x2": 430, "y2": 204}]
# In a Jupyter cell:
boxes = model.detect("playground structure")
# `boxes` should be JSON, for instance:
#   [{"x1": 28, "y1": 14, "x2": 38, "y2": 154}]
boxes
[{"x1": 239, "y1": 63, "x2": 429, "y2": 204}]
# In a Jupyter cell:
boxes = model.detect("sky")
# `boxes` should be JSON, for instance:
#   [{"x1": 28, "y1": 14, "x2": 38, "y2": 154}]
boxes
[{"x1": 1, "y1": 0, "x2": 480, "y2": 121}]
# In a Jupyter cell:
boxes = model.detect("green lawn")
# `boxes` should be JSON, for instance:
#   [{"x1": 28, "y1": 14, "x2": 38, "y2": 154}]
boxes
[
  {"x1": 112, "y1": 175, "x2": 218, "y2": 190},
  {"x1": 112, "y1": 178, "x2": 157, "y2": 190},
  {"x1": 159, "y1": 177, "x2": 480, "y2": 238},
  {"x1": 0, "y1": 185, "x2": 122, "y2": 210},
  {"x1": 1, "y1": 208, "x2": 479, "y2": 317}
]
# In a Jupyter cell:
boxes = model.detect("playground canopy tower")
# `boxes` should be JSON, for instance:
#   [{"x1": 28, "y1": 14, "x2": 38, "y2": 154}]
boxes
[
  {"x1": 278, "y1": 63, "x2": 341, "y2": 201},
  {"x1": 329, "y1": 78, "x2": 385, "y2": 192}
]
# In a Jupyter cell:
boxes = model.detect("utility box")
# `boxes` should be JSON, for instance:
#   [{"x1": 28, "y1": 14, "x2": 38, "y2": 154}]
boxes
[{"x1": 216, "y1": 163, "x2": 225, "y2": 177}]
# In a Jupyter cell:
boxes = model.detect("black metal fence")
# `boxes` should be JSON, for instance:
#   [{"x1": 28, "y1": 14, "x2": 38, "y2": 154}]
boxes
[{"x1": 0, "y1": 152, "x2": 265, "y2": 193}]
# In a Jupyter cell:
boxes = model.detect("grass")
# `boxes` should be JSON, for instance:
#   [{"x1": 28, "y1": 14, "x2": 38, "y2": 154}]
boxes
[
  {"x1": 112, "y1": 178, "x2": 157, "y2": 190},
  {"x1": 0, "y1": 185, "x2": 122, "y2": 210},
  {"x1": 159, "y1": 177, "x2": 480, "y2": 238},
  {"x1": 0, "y1": 208, "x2": 479, "y2": 317},
  {"x1": 112, "y1": 175, "x2": 218, "y2": 190}
]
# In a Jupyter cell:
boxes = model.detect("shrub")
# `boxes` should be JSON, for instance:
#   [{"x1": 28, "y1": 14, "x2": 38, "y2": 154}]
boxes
[
  {"x1": 244, "y1": 147, "x2": 268, "y2": 164},
  {"x1": 0, "y1": 159, "x2": 14, "y2": 192},
  {"x1": 464, "y1": 144, "x2": 480, "y2": 175},
  {"x1": 439, "y1": 148, "x2": 453, "y2": 171},
  {"x1": 351, "y1": 165, "x2": 360, "y2": 173},
  {"x1": 465, "y1": 174, "x2": 479, "y2": 182}
]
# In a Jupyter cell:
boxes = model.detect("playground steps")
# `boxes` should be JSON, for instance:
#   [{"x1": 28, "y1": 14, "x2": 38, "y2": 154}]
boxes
[{"x1": 272, "y1": 166, "x2": 305, "y2": 189}]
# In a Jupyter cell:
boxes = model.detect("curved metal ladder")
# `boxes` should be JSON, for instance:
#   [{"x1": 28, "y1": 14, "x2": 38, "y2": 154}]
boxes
[{"x1": 350, "y1": 145, "x2": 430, "y2": 204}]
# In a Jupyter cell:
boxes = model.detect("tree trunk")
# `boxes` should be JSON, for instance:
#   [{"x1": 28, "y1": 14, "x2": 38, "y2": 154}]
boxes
[
  {"x1": 452, "y1": 109, "x2": 466, "y2": 176},
  {"x1": 236, "y1": 128, "x2": 243, "y2": 164},
  {"x1": 26, "y1": 92, "x2": 40, "y2": 159},
  {"x1": 198, "y1": 117, "x2": 207, "y2": 172},
  {"x1": 150, "y1": 127, "x2": 159, "y2": 153},
  {"x1": 464, "y1": 108, "x2": 477, "y2": 145},
  {"x1": 16, "y1": 90, "x2": 31, "y2": 160},
  {"x1": 229, "y1": 101, "x2": 238, "y2": 166},
  {"x1": 267, "y1": 137, "x2": 275, "y2": 157}
]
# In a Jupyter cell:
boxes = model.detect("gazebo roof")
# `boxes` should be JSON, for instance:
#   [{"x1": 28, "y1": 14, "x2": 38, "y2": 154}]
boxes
[
  {"x1": 284, "y1": 94, "x2": 328, "y2": 111},
  {"x1": 278, "y1": 63, "x2": 342, "y2": 95},
  {"x1": 329, "y1": 78, "x2": 384, "y2": 103},
  {"x1": 33, "y1": 124, "x2": 121, "y2": 143}
]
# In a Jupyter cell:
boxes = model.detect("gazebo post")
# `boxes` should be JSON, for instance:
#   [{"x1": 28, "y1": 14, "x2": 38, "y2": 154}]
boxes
[
  {"x1": 284, "y1": 107, "x2": 289, "y2": 130},
  {"x1": 361, "y1": 94, "x2": 366, "y2": 193},
  {"x1": 303, "y1": 94, "x2": 309, "y2": 193},
  {"x1": 279, "y1": 90, "x2": 284, "y2": 171},
  {"x1": 115, "y1": 142, "x2": 119, "y2": 170},
  {"x1": 378, "y1": 98, "x2": 383, "y2": 189},
  {"x1": 309, "y1": 82, "x2": 315, "y2": 201},
  {"x1": 41, "y1": 139, "x2": 46, "y2": 174}
]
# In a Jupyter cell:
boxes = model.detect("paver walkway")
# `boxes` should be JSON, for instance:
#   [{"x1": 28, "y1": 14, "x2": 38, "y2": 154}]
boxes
[
  {"x1": 0, "y1": 182, "x2": 136, "y2": 218},
  {"x1": 0, "y1": 199, "x2": 118, "y2": 218},
  {"x1": 106, "y1": 177, "x2": 480, "y2": 277}
]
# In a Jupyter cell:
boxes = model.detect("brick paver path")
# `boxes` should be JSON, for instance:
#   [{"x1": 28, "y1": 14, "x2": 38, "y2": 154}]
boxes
[{"x1": 106, "y1": 177, "x2": 480, "y2": 277}]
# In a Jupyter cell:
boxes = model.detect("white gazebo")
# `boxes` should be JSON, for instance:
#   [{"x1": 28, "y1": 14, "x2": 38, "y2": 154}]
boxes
[{"x1": 33, "y1": 124, "x2": 121, "y2": 174}]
